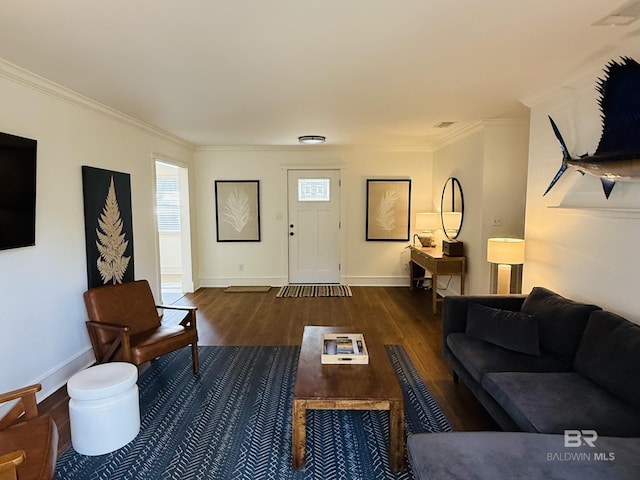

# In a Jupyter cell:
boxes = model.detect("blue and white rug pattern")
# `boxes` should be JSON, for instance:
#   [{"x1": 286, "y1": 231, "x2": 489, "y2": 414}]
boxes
[{"x1": 55, "y1": 345, "x2": 451, "y2": 479}]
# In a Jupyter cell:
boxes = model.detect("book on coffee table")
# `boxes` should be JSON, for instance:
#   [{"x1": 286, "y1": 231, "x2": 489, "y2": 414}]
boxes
[{"x1": 321, "y1": 333, "x2": 369, "y2": 364}]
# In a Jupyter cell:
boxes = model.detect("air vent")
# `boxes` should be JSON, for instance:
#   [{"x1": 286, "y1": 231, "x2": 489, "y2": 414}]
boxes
[
  {"x1": 593, "y1": 0, "x2": 640, "y2": 26},
  {"x1": 434, "y1": 121, "x2": 456, "y2": 129}
]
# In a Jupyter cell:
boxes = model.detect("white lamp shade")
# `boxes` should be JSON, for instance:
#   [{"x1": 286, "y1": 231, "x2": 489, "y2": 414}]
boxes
[
  {"x1": 487, "y1": 238, "x2": 525, "y2": 265},
  {"x1": 442, "y1": 211, "x2": 462, "y2": 233},
  {"x1": 415, "y1": 212, "x2": 439, "y2": 231}
]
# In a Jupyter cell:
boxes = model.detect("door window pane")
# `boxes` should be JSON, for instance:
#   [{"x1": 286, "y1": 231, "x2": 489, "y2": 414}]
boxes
[{"x1": 298, "y1": 178, "x2": 330, "y2": 201}]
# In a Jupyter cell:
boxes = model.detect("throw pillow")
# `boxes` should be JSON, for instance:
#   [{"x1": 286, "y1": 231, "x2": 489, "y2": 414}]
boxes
[
  {"x1": 521, "y1": 287, "x2": 601, "y2": 364},
  {"x1": 466, "y1": 303, "x2": 541, "y2": 356},
  {"x1": 574, "y1": 310, "x2": 640, "y2": 412}
]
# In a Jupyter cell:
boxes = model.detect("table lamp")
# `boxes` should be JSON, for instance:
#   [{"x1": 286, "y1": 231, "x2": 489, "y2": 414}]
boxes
[
  {"x1": 487, "y1": 238, "x2": 525, "y2": 294},
  {"x1": 414, "y1": 212, "x2": 440, "y2": 247},
  {"x1": 442, "y1": 211, "x2": 463, "y2": 238}
]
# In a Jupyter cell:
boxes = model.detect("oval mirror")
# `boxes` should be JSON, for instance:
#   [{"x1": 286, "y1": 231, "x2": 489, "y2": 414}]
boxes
[{"x1": 440, "y1": 177, "x2": 464, "y2": 240}]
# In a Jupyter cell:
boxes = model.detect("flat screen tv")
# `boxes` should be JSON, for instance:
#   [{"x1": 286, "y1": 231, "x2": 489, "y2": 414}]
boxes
[{"x1": 0, "y1": 131, "x2": 37, "y2": 251}]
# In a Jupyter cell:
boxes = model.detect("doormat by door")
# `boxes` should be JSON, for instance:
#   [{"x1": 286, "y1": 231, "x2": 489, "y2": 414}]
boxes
[
  {"x1": 276, "y1": 284, "x2": 352, "y2": 298},
  {"x1": 224, "y1": 286, "x2": 272, "y2": 293}
]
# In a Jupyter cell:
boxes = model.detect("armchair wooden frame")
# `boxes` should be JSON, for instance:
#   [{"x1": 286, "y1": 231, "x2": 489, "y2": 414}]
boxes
[
  {"x1": 0, "y1": 384, "x2": 58, "y2": 480},
  {"x1": 83, "y1": 280, "x2": 199, "y2": 375},
  {"x1": 86, "y1": 304, "x2": 199, "y2": 373}
]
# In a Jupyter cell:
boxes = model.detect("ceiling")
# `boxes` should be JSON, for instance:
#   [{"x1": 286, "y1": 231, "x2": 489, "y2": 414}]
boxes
[{"x1": 1, "y1": 0, "x2": 639, "y2": 148}]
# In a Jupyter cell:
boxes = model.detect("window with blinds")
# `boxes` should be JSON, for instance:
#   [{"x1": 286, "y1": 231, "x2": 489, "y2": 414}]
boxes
[{"x1": 156, "y1": 176, "x2": 181, "y2": 232}]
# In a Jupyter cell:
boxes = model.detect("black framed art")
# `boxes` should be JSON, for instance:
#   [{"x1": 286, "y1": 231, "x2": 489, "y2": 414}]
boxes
[
  {"x1": 82, "y1": 166, "x2": 134, "y2": 288},
  {"x1": 366, "y1": 179, "x2": 411, "y2": 241},
  {"x1": 215, "y1": 180, "x2": 261, "y2": 242}
]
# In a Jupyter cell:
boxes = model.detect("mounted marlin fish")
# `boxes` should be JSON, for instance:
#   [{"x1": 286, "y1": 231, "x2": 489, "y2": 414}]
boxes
[{"x1": 545, "y1": 56, "x2": 640, "y2": 199}]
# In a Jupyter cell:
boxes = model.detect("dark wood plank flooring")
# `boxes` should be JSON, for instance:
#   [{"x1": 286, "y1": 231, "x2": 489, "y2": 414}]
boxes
[{"x1": 40, "y1": 286, "x2": 497, "y2": 456}]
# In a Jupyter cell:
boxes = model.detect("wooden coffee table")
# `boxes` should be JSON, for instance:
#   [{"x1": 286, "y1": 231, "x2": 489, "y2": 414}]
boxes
[{"x1": 291, "y1": 326, "x2": 405, "y2": 472}]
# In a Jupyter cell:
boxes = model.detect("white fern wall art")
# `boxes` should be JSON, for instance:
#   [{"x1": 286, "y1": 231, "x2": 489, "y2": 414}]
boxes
[
  {"x1": 223, "y1": 189, "x2": 251, "y2": 232},
  {"x1": 95, "y1": 176, "x2": 131, "y2": 284},
  {"x1": 375, "y1": 190, "x2": 398, "y2": 231},
  {"x1": 215, "y1": 180, "x2": 261, "y2": 241},
  {"x1": 366, "y1": 179, "x2": 411, "y2": 241}
]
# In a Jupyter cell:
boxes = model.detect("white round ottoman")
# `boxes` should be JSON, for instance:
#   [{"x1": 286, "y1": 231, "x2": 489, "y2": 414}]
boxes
[{"x1": 68, "y1": 362, "x2": 140, "y2": 456}]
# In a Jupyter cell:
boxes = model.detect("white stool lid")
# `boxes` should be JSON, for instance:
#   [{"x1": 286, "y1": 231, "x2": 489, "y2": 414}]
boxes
[{"x1": 68, "y1": 362, "x2": 138, "y2": 400}]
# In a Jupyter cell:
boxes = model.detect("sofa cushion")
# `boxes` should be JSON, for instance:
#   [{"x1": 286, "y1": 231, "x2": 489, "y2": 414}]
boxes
[
  {"x1": 407, "y1": 432, "x2": 640, "y2": 480},
  {"x1": 521, "y1": 287, "x2": 600, "y2": 364},
  {"x1": 466, "y1": 303, "x2": 540, "y2": 355},
  {"x1": 482, "y1": 372, "x2": 640, "y2": 437},
  {"x1": 574, "y1": 310, "x2": 640, "y2": 412},
  {"x1": 446, "y1": 333, "x2": 570, "y2": 383}
]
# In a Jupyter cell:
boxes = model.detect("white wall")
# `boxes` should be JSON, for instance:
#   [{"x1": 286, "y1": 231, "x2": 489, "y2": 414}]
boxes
[
  {"x1": 194, "y1": 147, "x2": 433, "y2": 287},
  {"x1": 432, "y1": 120, "x2": 530, "y2": 294},
  {"x1": 0, "y1": 61, "x2": 195, "y2": 400},
  {"x1": 523, "y1": 58, "x2": 640, "y2": 323}
]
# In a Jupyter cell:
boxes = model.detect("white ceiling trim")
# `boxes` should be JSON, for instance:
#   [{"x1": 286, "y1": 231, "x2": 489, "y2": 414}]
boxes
[
  {"x1": 0, "y1": 58, "x2": 195, "y2": 150},
  {"x1": 196, "y1": 144, "x2": 433, "y2": 153}
]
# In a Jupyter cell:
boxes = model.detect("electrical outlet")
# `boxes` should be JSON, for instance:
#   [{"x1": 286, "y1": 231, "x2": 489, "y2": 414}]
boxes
[{"x1": 491, "y1": 216, "x2": 502, "y2": 226}]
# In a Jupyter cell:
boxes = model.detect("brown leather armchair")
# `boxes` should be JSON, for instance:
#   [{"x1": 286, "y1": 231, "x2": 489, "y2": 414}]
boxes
[
  {"x1": 83, "y1": 279, "x2": 199, "y2": 374},
  {"x1": 0, "y1": 384, "x2": 58, "y2": 480}
]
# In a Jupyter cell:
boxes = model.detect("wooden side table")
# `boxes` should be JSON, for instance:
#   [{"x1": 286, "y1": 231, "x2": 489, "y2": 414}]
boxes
[{"x1": 409, "y1": 246, "x2": 466, "y2": 314}]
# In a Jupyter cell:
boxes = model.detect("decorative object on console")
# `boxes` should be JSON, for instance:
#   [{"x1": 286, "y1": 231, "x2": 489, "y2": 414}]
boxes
[
  {"x1": 442, "y1": 239, "x2": 464, "y2": 257},
  {"x1": 414, "y1": 212, "x2": 439, "y2": 247},
  {"x1": 545, "y1": 56, "x2": 640, "y2": 199},
  {"x1": 487, "y1": 238, "x2": 525, "y2": 294},
  {"x1": 82, "y1": 166, "x2": 134, "y2": 289},
  {"x1": 440, "y1": 177, "x2": 464, "y2": 239},
  {"x1": 366, "y1": 179, "x2": 411, "y2": 241}
]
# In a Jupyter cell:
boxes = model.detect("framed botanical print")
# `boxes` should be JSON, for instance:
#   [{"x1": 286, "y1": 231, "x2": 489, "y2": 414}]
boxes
[
  {"x1": 366, "y1": 179, "x2": 411, "y2": 241},
  {"x1": 215, "y1": 180, "x2": 261, "y2": 242},
  {"x1": 82, "y1": 166, "x2": 135, "y2": 288}
]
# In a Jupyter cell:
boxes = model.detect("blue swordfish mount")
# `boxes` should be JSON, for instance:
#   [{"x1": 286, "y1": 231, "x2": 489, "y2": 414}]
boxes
[{"x1": 545, "y1": 56, "x2": 640, "y2": 199}]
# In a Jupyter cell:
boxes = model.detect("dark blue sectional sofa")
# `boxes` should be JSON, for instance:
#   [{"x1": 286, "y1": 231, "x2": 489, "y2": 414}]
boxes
[{"x1": 407, "y1": 287, "x2": 640, "y2": 479}]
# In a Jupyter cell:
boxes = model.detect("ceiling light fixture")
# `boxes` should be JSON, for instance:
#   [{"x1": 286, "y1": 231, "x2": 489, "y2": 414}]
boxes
[{"x1": 298, "y1": 135, "x2": 326, "y2": 145}]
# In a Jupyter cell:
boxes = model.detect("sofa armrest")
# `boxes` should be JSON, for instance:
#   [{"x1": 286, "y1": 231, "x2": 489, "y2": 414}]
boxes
[{"x1": 442, "y1": 294, "x2": 527, "y2": 343}]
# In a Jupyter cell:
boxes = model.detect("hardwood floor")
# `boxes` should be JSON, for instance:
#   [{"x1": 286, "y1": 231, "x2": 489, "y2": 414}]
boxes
[{"x1": 40, "y1": 286, "x2": 497, "y2": 456}]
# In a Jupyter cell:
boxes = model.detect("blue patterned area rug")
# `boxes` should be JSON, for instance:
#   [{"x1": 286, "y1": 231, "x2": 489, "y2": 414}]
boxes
[{"x1": 55, "y1": 345, "x2": 451, "y2": 480}]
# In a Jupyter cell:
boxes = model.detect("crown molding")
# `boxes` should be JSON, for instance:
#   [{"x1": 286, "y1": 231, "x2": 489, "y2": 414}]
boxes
[
  {"x1": 430, "y1": 121, "x2": 484, "y2": 150},
  {"x1": 196, "y1": 144, "x2": 433, "y2": 153},
  {"x1": 0, "y1": 58, "x2": 195, "y2": 150},
  {"x1": 431, "y1": 118, "x2": 529, "y2": 151}
]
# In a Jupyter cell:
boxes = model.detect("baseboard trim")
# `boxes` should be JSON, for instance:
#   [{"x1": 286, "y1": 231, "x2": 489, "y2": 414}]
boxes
[
  {"x1": 36, "y1": 347, "x2": 95, "y2": 403},
  {"x1": 198, "y1": 276, "x2": 287, "y2": 288},
  {"x1": 341, "y1": 276, "x2": 410, "y2": 287},
  {"x1": 198, "y1": 275, "x2": 411, "y2": 288}
]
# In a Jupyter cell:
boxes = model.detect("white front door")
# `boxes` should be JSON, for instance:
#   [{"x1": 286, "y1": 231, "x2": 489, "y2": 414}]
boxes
[{"x1": 287, "y1": 169, "x2": 341, "y2": 284}]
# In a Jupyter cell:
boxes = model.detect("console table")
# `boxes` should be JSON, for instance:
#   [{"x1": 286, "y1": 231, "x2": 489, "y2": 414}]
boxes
[{"x1": 409, "y1": 246, "x2": 466, "y2": 314}]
